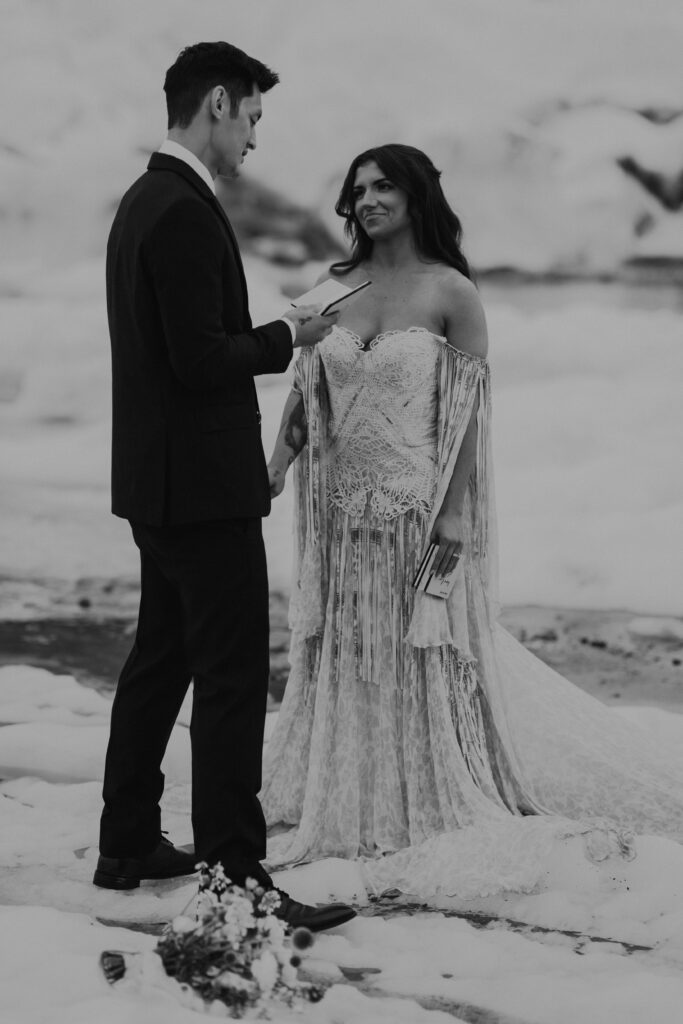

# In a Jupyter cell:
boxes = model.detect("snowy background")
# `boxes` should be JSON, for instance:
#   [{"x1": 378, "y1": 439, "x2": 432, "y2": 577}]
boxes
[
  {"x1": 2, "y1": 1, "x2": 683, "y2": 1021},
  {"x1": 1, "y1": 0, "x2": 682, "y2": 613}
]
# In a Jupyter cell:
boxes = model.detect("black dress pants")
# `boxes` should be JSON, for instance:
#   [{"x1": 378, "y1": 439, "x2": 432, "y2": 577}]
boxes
[{"x1": 99, "y1": 517, "x2": 271, "y2": 883}]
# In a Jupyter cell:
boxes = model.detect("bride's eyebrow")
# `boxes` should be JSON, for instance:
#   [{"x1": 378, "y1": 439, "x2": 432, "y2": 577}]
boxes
[{"x1": 352, "y1": 177, "x2": 393, "y2": 192}]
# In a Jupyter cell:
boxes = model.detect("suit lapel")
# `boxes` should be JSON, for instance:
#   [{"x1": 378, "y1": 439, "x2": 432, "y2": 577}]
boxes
[
  {"x1": 148, "y1": 153, "x2": 251, "y2": 321},
  {"x1": 208, "y1": 195, "x2": 251, "y2": 321}
]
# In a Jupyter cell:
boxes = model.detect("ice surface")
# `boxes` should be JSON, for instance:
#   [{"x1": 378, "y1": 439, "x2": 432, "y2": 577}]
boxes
[{"x1": 2, "y1": 267, "x2": 681, "y2": 614}]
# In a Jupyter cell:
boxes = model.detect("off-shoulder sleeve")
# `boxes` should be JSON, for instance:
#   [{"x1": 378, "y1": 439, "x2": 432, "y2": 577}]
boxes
[
  {"x1": 407, "y1": 345, "x2": 498, "y2": 647},
  {"x1": 289, "y1": 348, "x2": 329, "y2": 636},
  {"x1": 430, "y1": 347, "x2": 491, "y2": 550}
]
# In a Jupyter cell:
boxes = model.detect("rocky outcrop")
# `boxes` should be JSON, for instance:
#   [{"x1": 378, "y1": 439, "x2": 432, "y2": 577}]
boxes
[
  {"x1": 217, "y1": 176, "x2": 342, "y2": 266},
  {"x1": 617, "y1": 155, "x2": 683, "y2": 212}
]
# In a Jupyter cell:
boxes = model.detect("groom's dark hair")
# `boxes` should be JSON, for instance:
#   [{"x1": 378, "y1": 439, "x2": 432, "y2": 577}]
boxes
[{"x1": 164, "y1": 42, "x2": 279, "y2": 129}]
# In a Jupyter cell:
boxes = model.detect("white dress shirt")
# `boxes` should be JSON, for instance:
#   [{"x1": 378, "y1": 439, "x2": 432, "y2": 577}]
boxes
[
  {"x1": 156, "y1": 139, "x2": 296, "y2": 345},
  {"x1": 158, "y1": 139, "x2": 216, "y2": 194}
]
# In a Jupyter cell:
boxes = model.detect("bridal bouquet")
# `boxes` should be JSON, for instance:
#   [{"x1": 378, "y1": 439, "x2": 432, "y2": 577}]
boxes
[{"x1": 154, "y1": 862, "x2": 323, "y2": 1018}]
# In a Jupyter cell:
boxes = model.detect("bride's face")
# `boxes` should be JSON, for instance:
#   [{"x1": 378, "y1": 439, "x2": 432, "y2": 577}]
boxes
[{"x1": 352, "y1": 161, "x2": 411, "y2": 241}]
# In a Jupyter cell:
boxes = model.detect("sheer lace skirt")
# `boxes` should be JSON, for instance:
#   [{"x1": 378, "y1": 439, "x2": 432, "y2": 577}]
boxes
[
  {"x1": 262, "y1": 502, "x2": 524, "y2": 866},
  {"x1": 262, "y1": 500, "x2": 683, "y2": 885}
]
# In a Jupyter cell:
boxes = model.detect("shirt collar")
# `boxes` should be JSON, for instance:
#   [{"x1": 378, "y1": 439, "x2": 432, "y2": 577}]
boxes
[{"x1": 158, "y1": 139, "x2": 216, "y2": 195}]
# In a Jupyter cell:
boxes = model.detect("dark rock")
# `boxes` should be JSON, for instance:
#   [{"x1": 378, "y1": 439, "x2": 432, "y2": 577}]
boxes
[
  {"x1": 617, "y1": 156, "x2": 683, "y2": 212},
  {"x1": 100, "y1": 950, "x2": 127, "y2": 984},
  {"x1": 529, "y1": 629, "x2": 558, "y2": 643},
  {"x1": 216, "y1": 176, "x2": 343, "y2": 264},
  {"x1": 269, "y1": 627, "x2": 291, "y2": 653},
  {"x1": 634, "y1": 211, "x2": 655, "y2": 237},
  {"x1": 636, "y1": 107, "x2": 683, "y2": 125}
]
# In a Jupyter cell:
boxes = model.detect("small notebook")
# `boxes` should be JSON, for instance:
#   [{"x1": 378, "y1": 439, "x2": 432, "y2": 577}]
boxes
[
  {"x1": 291, "y1": 279, "x2": 371, "y2": 315},
  {"x1": 412, "y1": 542, "x2": 461, "y2": 599}
]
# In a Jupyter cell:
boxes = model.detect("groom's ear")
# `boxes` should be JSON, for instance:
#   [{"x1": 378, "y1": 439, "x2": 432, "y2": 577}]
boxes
[{"x1": 209, "y1": 86, "x2": 227, "y2": 120}]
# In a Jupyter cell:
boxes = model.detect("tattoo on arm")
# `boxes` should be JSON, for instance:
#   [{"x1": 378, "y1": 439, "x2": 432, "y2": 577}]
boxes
[{"x1": 283, "y1": 397, "x2": 308, "y2": 454}]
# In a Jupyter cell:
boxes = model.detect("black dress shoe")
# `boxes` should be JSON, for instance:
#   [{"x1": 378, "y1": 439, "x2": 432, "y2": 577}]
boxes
[
  {"x1": 93, "y1": 837, "x2": 197, "y2": 890},
  {"x1": 273, "y1": 888, "x2": 356, "y2": 933}
]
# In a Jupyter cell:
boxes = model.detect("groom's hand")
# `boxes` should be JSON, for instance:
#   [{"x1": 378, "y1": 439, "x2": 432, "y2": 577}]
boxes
[{"x1": 287, "y1": 306, "x2": 339, "y2": 348}]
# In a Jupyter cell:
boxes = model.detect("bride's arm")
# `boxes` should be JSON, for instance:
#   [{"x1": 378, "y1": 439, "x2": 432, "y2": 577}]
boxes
[
  {"x1": 267, "y1": 266, "x2": 338, "y2": 497},
  {"x1": 430, "y1": 276, "x2": 488, "y2": 573},
  {"x1": 267, "y1": 387, "x2": 308, "y2": 497},
  {"x1": 267, "y1": 264, "x2": 344, "y2": 497},
  {"x1": 442, "y1": 274, "x2": 488, "y2": 360}
]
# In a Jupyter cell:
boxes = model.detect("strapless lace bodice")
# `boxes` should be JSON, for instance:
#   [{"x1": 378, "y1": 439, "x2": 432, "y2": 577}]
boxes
[{"x1": 321, "y1": 326, "x2": 442, "y2": 519}]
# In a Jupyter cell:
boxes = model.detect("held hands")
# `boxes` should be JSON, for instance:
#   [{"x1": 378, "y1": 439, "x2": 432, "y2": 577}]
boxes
[
  {"x1": 429, "y1": 508, "x2": 465, "y2": 577},
  {"x1": 287, "y1": 305, "x2": 339, "y2": 348},
  {"x1": 267, "y1": 388, "x2": 308, "y2": 500},
  {"x1": 267, "y1": 462, "x2": 287, "y2": 499}
]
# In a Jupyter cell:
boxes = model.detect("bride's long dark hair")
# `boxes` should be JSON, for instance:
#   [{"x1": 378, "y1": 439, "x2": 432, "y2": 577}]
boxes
[{"x1": 330, "y1": 144, "x2": 472, "y2": 280}]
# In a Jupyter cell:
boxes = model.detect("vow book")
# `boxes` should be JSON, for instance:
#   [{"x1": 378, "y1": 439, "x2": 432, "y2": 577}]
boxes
[
  {"x1": 291, "y1": 278, "x2": 371, "y2": 315},
  {"x1": 412, "y1": 543, "x2": 461, "y2": 599}
]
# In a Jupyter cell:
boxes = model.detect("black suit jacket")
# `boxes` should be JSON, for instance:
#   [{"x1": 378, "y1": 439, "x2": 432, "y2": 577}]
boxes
[{"x1": 106, "y1": 153, "x2": 293, "y2": 525}]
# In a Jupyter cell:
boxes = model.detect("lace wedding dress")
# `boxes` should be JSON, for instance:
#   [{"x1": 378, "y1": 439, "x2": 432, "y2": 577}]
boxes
[{"x1": 261, "y1": 326, "x2": 683, "y2": 899}]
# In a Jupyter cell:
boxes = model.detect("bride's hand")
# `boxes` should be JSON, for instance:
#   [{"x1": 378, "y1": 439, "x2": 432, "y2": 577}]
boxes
[
  {"x1": 268, "y1": 463, "x2": 286, "y2": 499},
  {"x1": 429, "y1": 510, "x2": 465, "y2": 577}
]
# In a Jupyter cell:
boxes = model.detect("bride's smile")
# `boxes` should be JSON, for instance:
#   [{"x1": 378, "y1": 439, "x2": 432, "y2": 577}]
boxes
[{"x1": 352, "y1": 161, "x2": 411, "y2": 240}]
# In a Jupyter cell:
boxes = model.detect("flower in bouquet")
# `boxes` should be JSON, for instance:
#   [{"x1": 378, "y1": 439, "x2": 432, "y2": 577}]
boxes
[{"x1": 155, "y1": 862, "x2": 324, "y2": 1017}]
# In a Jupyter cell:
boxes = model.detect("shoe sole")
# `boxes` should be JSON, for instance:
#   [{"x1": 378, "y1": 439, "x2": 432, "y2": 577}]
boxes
[
  {"x1": 304, "y1": 908, "x2": 358, "y2": 933},
  {"x1": 93, "y1": 869, "x2": 140, "y2": 890},
  {"x1": 93, "y1": 866, "x2": 197, "y2": 890}
]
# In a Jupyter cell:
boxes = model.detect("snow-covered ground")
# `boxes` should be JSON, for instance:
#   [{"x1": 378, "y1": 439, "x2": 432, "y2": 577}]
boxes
[{"x1": 5, "y1": 664, "x2": 683, "y2": 1023}]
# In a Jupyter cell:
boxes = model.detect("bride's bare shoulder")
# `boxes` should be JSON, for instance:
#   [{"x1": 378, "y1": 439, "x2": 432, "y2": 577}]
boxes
[{"x1": 437, "y1": 269, "x2": 488, "y2": 359}]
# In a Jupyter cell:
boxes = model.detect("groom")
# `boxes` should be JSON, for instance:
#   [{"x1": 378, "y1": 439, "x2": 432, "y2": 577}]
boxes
[{"x1": 95, "y1": 42, "x2": 352, "y2": 931}]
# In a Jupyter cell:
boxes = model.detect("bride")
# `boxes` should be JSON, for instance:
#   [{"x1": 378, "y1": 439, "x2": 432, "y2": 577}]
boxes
[{"x1": 261, "y1": 143, "x2": 683, "y2": 898}]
